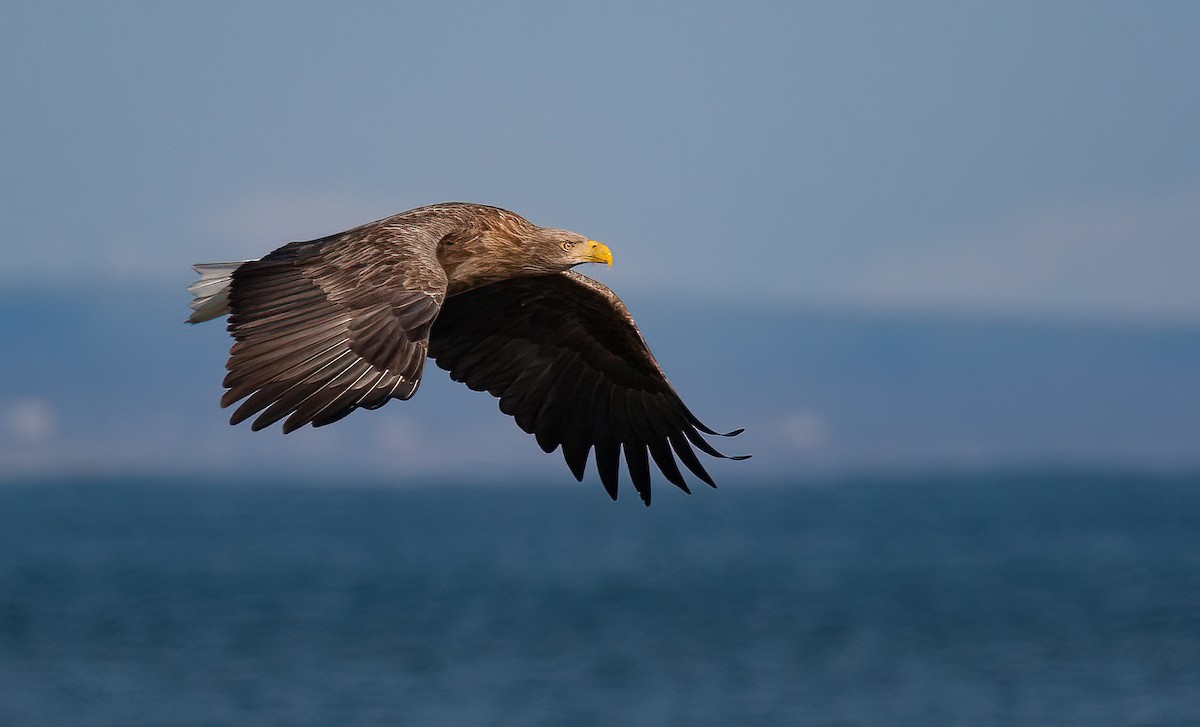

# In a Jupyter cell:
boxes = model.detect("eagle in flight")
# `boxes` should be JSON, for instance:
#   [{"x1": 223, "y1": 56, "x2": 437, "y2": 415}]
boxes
[{"x1": 189, "y1": 203, "x2": 746, "y2": 504}]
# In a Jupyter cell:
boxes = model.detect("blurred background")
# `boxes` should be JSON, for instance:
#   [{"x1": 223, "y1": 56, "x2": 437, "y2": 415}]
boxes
[{"x1": 1, "y1": 2, "x2": 1198, "y2": 725}]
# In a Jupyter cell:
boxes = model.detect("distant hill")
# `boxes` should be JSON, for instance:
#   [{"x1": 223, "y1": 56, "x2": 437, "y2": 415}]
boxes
[{"x1": 1, "y1": 285, "x2": 1198, "y2": 482}]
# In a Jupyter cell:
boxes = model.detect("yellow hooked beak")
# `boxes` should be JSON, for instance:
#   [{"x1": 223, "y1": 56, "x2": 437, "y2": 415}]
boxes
[{"x1": 584, "y1": 240, "x2": 613, "y2": 267}]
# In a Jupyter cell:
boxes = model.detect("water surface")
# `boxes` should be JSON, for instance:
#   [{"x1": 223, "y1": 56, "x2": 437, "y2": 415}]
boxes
[{"x1": 1, "y1": 473, "x2": 1197, "y2": 726}]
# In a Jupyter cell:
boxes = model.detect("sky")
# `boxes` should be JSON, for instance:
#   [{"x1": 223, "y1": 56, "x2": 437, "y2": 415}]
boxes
[
  {"x1": 1, "y1": 2, "x2": 1199, "y2": 484},
  {"x1": 2, "y1": 1, "x2": 1198, "y2": 320}
]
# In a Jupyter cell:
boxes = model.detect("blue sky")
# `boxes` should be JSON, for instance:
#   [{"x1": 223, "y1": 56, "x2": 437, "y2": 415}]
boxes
[
  {"x1": 3, "y1": 1, "x2": 1198, "y2": 320},
  {"x1": 2, "y1": 2, "x2": 1199, "y2": 483}
]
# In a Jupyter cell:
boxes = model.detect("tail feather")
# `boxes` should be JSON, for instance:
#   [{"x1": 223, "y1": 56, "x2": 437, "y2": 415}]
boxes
[{"x1": 187, "y1": 261, "x2": 249, "y2": 323}]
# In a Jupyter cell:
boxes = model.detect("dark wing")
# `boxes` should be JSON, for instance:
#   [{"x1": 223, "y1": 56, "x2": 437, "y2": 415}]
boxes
[
  {"x1": 429, "y1": 271, "x2": 747, "y2": 505},
  {"x1": 221, "y1": 222, "x2": 448, "y2": 433}
]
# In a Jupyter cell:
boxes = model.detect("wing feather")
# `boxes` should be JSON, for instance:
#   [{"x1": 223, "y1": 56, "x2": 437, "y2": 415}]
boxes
[
  {"x1": 429, "y1": 271, "x2": 746, "y2": 504},
  {"x1": 216, "y1": 220, "x2": 447, "y2": 432}
]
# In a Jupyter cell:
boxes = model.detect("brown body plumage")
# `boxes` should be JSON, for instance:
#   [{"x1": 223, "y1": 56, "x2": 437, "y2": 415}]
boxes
[{"x1": 188, "y1": 202, "x2": 746, "y2": 504}]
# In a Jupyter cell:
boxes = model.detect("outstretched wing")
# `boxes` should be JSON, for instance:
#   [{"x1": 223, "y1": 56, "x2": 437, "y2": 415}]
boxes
[
  {"x1": 429, "y1": 271, "x2": 747, "y2": 505},
  {"x1": 219, "y1": 221, "x2": 448, "y2": 433}
]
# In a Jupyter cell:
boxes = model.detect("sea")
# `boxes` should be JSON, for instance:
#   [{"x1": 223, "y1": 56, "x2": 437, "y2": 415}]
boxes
[{"x1": 1, "y1": 472, "x2": 1198, "y2": 727}]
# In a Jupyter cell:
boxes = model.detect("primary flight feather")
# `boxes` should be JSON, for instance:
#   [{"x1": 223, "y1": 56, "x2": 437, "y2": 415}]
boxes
[{"x1": 188, "y1": 202, "x2": 747, "y2": 505}]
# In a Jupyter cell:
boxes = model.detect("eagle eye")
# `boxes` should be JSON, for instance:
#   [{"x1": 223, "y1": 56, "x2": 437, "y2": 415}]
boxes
[{"x1": 560, "y1": 240, "x2": 576, "y2": 251}]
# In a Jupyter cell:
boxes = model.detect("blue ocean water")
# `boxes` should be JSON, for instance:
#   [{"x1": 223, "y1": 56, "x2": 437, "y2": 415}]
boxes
[{"x1": 0, "y1": 473, "x2": 1198, "y2": 726}]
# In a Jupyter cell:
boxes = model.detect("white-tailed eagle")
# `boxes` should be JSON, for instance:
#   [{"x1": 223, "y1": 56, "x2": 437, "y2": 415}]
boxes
[{"x1": 188, "y1": 203, "x2": 747, "y2": 504}]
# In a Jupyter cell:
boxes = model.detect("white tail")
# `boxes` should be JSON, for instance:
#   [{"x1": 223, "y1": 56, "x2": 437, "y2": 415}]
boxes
[{"x1": 187, "y1": 261, "x2": 248, "y2": 323}]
